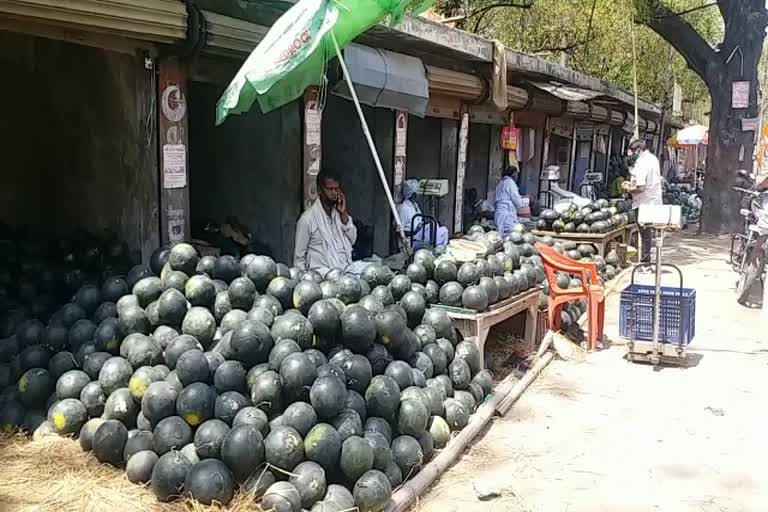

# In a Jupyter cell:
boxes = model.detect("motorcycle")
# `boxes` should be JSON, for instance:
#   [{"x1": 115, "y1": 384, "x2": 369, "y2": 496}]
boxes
[{"x1": 734, "y1": 185, "x2": 768, "y2": 306}]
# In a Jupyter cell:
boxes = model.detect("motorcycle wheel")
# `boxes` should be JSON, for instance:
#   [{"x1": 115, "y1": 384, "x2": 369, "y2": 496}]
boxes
[{"x1": 737, "y1": 246, "x2": 767, "y2": 305}]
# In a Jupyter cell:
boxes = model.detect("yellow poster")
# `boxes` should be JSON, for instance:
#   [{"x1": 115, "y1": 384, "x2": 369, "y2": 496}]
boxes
[{"x1": 757, "y1": 120, "x2": 768, "y2": 180}]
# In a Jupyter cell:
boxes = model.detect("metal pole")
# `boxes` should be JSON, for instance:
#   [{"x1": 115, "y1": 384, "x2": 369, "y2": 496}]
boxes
[
  {"x1": 331, "y1": 32, "x2": 411, "y2": 256},
  {"x1": 652, "y1": 228, "x2": 664, "y2": 365}
]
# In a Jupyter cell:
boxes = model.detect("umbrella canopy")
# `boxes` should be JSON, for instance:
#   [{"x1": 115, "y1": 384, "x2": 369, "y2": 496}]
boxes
[
  {"x1": 667, "y1": 124, "x2": 708, "y2": 147},
  {"x1": 216, "y1": 0, "x2": 431, "y2": 125}
]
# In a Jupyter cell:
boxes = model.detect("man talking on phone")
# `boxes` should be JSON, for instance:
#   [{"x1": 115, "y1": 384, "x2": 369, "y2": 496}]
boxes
[{"x1": 294, "y1": 169, "x2": 359, "y2": 277}]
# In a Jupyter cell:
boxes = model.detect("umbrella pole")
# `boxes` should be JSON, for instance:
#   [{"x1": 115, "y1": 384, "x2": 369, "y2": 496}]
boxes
[{"x1": 331, "y1": 33, "x2": 412, "y2": 257}]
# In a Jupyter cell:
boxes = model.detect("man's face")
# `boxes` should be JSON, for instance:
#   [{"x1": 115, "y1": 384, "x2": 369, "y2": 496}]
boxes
[{"x1": 319, "y1": 178, "x2": 341, "y2": 206}]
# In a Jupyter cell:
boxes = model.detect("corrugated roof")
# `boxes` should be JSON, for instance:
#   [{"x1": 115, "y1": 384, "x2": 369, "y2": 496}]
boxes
[{"x1": 530, "y1": 81, "x2": 604, "y2": 102}]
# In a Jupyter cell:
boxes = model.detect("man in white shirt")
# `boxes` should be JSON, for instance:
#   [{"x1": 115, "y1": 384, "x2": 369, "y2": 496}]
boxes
[
  {"x1": 623, "y1": 139, "x2": 663, "y2": 264},
  {"x1": 294, "y1": 169, "x2": 358, "y2": 277}
]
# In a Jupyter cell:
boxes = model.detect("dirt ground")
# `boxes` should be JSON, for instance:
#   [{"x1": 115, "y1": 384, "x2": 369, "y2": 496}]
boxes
[{"x1": 417, "y1": 232, "x2": 768, "y2": 512}]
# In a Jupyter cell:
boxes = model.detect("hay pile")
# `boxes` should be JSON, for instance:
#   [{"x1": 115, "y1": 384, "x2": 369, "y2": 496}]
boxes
[{"x1": 0, "y1": 433, "x2": 260, "y2": 512}]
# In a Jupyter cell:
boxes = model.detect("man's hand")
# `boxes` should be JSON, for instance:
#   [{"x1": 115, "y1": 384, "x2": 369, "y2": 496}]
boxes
[{"x1": 336, "y1": 192, "x2": 350, "y2": 224}]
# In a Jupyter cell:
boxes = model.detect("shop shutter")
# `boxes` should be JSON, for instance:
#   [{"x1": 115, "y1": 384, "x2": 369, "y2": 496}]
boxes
[
  {"x1": 203, "y1": 11, "x2": 267, "y2": 55},
  {"x1": 426, "y1": 66, "x2": 485, "y2": 102},
  {"x1": 507, "y1": 85, "x2": 528, "y2": 110},
  {"x1": 527, "y1": 91, "x2": 564, "y2": 115},
  {"x1": 0, "y1": 0, "x2": 187, "y2": 45},
  {"x1": 608, "y1": 109, "x2": 625, "y2": 127},
  {"x1": 589, "y1": 105, "x2": 609, "y2": 124},
  {"x1": 565, "y1": 101, "x2": 590, "y2": 120}
]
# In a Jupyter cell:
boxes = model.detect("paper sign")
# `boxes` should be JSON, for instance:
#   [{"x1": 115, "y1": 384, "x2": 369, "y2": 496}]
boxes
[
  {"x1": 305, "y1": 108, "x2": 321, "y2": 145},
  {"x1": 395, "y1": 111, "x2": 408, "y2": 157},
  {"x1": 501, "y1": 125, "x2": 519, "y2": 150},
  {"x1": 163, "y1": 144, "x2": 187, "y2": 189},
  {"x1": 732, "y1": 81, "x2": 750, "y2": 109}
]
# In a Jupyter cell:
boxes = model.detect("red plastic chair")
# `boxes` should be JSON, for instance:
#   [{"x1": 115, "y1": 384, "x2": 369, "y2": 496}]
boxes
[{"x1": 535, "y1": 242, "x2": 605, "y2": 351}]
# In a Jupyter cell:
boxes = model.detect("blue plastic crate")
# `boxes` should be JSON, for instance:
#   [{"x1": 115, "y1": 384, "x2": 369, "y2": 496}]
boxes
[{"x1": 619, "y1": 284, "x2": 696, "y2": 345}]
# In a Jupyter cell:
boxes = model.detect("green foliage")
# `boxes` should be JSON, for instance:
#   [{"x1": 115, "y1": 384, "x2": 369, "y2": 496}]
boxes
[{"x1": 436, "y1": 0, "x2": 724, "y2": 120}]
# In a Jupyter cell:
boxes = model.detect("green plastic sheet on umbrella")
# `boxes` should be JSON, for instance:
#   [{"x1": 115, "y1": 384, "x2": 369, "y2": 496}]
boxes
[{"x1": 215, "y1": 0, "x2": 432, "y2": 125}]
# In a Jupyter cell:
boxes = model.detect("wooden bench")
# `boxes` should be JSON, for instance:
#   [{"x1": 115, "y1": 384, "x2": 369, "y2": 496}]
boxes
[
  {"x1": 430, "y1": 287, "x2": 541, "y2": 369},
  {"x1": 531, "y1": 223, "x2": 640, "y2": 259}
]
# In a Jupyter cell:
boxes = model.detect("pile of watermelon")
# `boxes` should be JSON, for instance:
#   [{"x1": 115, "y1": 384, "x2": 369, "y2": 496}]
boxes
[
  {"x1": 426, "y1": 224, "x2": 547, "y2": 313},
  {"x1": 0, "y1": 243, "x2": 495, "y2": 511},
  {"x1": 536, "y1": 198, "x2": 633, "y2": 234}
]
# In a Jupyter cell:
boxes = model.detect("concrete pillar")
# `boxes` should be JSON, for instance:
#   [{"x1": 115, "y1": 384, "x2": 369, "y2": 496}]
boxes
[
  {"x1": 454, "y1": 108, "x2": 470, "y2": 234},
  {"x1": 439, "y1": 119, "x2": 458, "y2": 233},
  {"x1": 303, "y1": 87, "x2": 322, "y2": 211},
  {"x1": 487, "y1": 124, "x2": 503, "y2": 203},
  {"x1": 158, "y1": 57, "x2": 191, "y2": 245}
]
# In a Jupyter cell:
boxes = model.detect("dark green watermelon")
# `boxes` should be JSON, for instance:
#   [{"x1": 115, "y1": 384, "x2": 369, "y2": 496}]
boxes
[
  {"x1": 340, "y1": 435, "x2": 374, "y2": 481},
  {"x1": 221, "y1": 423, "x2": 264, "y2": 482},
  {"x1": 265, "y1": 425, "x2": 304, "y2": 471},
  {"x1": 271, "y1": 314, "x2": 313, "y2": 350},
  {"x1": 93, "y1": 419, "x2": 129, "y2": 466},
  {"x1": 433, "y1": 260, "x2": 458, "y2": 286},
  {"x1": 151, "y1": 450, "x2": 193, "y2": 502},
  {"x1": 181, "y1": 307, "x2": 216, "y2": 349},
  {"x1": 364, "y1": 375, "x2": 400, "y2": 422},
  {"x1": 439, "y1": 281, "x2": 464, "y2": 307},
  {"x1": 391, "y1": 435, "x2": 423, "y2": 477}
]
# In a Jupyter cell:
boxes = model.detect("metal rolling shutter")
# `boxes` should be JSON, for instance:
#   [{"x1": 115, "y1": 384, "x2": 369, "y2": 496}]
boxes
[
  {"x1": 203, "y1": 11, "x2": 267, "y2": 55},
  {"x1": 565, "y1": 101, "x2": 590, "y2": 120},
  {"x1": 0, "y1": 0, "x2": 187, "y2": 45},
  {"x1": 426, "y1": 65, "x2": 485, "y2": 102},
  {"x1": 589, "y1": 105, "x2": 609, "y2": 124},
  {"x1": 507, "y1": 85, "x2": 529, "y2": 110}
]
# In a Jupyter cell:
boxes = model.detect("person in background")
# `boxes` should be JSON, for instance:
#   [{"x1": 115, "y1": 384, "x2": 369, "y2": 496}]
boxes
[
  {"x1": 623, "y1": 139, "x2": 663, "y2": 265},
  {"x1": 494, "y1": 165, "x2": 523, "y2": 238},
  {"x1": 397, "y1": 178, "x2": 449, "y2": 249},
  {"x1": 294, "y1": 169, "x2": 357, "y2": 277},
  {"x1": 463, "y1": 188, "x2": 480, "y2": 230}
]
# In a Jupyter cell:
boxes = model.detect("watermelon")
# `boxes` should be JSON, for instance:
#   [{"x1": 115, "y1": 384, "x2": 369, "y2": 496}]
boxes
[
  {"x1": 364, "y1": 375, "x2": 400, "y2": 422},
  {"x1": 127, "y1": 450, "x2": 158, "y2": 484},
  {"x1": 93, "y1": 419, "x2": 129, "y2": 466},
  {"x1": 153, "y1": 415, "x2": 193, "y2": 455},
  {"x1": 433, "y1": 260, "x2": 458, "y2": 285},
  {"x1": 293, "y1": 281, "x2": 323, "y2": 316},
  {"x1": 448, "y1": 359, "x2": 471, "y2": 390},
  {"x1": 337, "y1": 275, "x2": 363, "y2": 305},
  {"x1": 181, "y1": 307, "x2": 216, "y2": 349},
  {"x1": 340, "y1": 435, "x2": 374, "y2": 481},
  {"x1": 340, "y1": 306, "x2": 376, "y2": 354},
  {"x1": 308, "y1": 300, "x2": 341, "y2": 342},
  {"x1": 233, "y1": 406, "x2": 269, "y2": 436},
  {"x1": 228, "y1": 320, "x2": 274, "y2": 367},
  {"x1": 388, "y1": 275, "x2": 412, "y2": 301},
  {"x1": 280, "y1": 352, "x2": 318, "y2": 402},
  {"x1": 265, "y1": 425, "x2": 305, "y2": 471},
  {"x1": 271, "y1": 314, "x2": 313, "y2": 350},
  {"x1": 48, "y1": 398, "x2": 87, "y2": 435},
  {"x1": 405, "y1": 263, "x2": 428, "y2": 285},
  {"x1": 461, "y1": 285, "x2": 489, "y2": 311},
  {"x1": 310, "y1": 375, "x2": 347, "y2": 419},
  {"x1": 391, "y1": 435, "x2": 422, "y2": 476},
  {"x1": 221, "y1": 424, "x2": 265, "y2": 481},
  {"x1": 443, "y1": 398, "x2": 469, "y2": 430},
  {"x1": 151, "y1": 450, "x2": 193, "y2": 502},
  {"x1": 262, "y1": 481, "x2": 302, "y2": 512},
  {"x1": 331, "y1": 408, "x2": 363, "y2": 441},
  {"x1": 79, "y1": 418, "x2": 105, "y2": 451},
  {"x1": 251, "y1": 370, "x2": 283, "y2": 415}
]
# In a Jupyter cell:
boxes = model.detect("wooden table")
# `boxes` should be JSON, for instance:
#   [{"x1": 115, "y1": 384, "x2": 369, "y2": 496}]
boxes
[
  {"x1": 430, "y1": 288, "x2": 541, "y2": 369},
  {"x1": 532, "y1": 224, "x2": 639, "y2": 258}
]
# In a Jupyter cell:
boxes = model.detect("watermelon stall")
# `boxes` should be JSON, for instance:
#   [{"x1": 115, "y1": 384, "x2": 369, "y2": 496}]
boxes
[{"x1": 0, "y1": 228, "x2": 563, "y2": 510}]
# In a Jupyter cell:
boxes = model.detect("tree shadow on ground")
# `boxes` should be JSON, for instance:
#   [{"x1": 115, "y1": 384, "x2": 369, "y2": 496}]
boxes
[{"x1": 661, "y1": 233, "x2": 731, "y2": 268}]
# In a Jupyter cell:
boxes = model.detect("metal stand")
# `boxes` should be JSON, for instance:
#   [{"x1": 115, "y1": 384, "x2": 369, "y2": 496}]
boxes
[{"x1": 627, "y1": 226, "x2": 689, "y2": 367}]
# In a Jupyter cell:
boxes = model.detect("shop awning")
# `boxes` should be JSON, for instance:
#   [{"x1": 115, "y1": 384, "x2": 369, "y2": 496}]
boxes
[
  {"x1": 530, "y1": 81, "x2": 603, "y2": 102},
  {"x1": 333, "y1": 43, "x2": 429, "y2": 117},
  {"x1": 0, "y1": 0, "x2": 187, "y2": 46}
]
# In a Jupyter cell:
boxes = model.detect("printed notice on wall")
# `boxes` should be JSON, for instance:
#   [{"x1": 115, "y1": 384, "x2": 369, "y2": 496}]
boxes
[
  {"x1": 732, "y1": 81, "x2": 750, "y2": 110},
  {"x1": 306, "y1": 108, "x2": 322, "y2": 146},
  {"x1": 163, "y1": 144, "x2": 187, "y2": 189}
]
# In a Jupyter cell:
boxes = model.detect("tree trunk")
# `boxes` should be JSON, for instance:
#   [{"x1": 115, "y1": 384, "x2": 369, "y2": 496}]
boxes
[{"x1": 701, "y1": 39, "x2": 763, "y2": 233}]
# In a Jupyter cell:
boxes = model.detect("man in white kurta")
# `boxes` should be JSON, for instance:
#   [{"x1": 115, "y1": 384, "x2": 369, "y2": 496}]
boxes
[
  {"x1": 623, "y1": 139, "x2": 663, "y2": 264},
  {"x1": 294, "y1": 169, "x2": 358, "y2": 278}
]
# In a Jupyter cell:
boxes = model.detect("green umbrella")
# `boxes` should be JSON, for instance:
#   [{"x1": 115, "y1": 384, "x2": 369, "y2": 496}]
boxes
[
  {"x1": 216, "y1": 0, "x2": 433, "y2": 255},
  {"x1": 216, "y1": 0, "x2": 431, "y2": 124}
]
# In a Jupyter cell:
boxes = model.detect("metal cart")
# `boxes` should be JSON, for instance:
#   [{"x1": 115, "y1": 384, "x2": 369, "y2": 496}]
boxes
[{"x1": 619, "y1": 206, "x2": 696, "y2": 367}]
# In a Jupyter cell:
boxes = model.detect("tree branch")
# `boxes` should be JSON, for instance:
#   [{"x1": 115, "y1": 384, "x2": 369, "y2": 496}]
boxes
[{"x1": 638, "y1": 0, "x2": 718, "y2": 84}]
